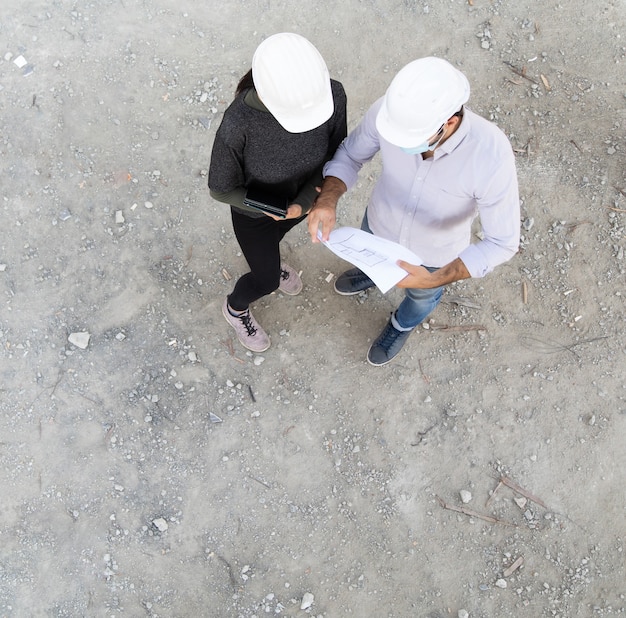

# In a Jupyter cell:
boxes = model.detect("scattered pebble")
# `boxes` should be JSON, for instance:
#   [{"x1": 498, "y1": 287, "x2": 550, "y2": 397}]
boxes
[
  {"x1": 68, "y1": 332, "x2": 90, "y2": 349},
  {"x1": 460, "y1": 490, "x2": 472, "y2": 504},
  {"x1": 152, "y1": 518, "x2": 168, "y2": 532},
  {"x1": 300, "y1": 592, "x2": 314, "y2": 610}
]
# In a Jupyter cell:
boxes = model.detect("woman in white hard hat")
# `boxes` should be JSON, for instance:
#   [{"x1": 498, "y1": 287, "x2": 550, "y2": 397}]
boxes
[{"x1": 209, "y1": 33, "x2": 347, "y2": 352}]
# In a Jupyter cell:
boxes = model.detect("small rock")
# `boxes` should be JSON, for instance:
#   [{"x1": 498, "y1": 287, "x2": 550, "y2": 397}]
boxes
[
  {"x1": 144, "y1": 201, "x2": 154, "y2": 209},
  {"x1": 495, "y1": 578, "x2": 507, "y2": 588},
  {"x1": 514, "y1": 497, "x2": 527, "y2": 509},
  {"x1": 458, "y1": 610, "x2": 469, "y2": 618},
  {"x1": 115, "y1": 210, "x2": 124, "y2": 224},
  {"x1": 253, "y1": 356, "x2": 265, "y2": 366},
  {"x1": 300, "y1": 592, "x2": 314, "y2": 610},
  {"x1": 68, "y1": 332, "x2": 90, "y2": 349},
  {"x1": 152, "y1": 518, "x2": 168, "y2": 532},
  {"x1": 460, "y1": 490, "x2": 472, "y2": 504}
]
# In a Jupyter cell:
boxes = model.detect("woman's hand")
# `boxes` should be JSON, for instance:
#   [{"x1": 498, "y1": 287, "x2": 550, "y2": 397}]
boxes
[{"x1": 265, "y1": 204, "x2": 303, "y2": 221}]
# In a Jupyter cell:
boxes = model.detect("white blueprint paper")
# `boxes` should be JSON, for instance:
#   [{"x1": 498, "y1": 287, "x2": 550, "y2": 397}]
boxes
[{"x1": 320, "y1": 227, "x2": 423, "y2": 294}]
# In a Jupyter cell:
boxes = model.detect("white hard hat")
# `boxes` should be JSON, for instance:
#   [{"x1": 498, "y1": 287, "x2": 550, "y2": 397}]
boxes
[
  {"x1": 252, "y1": 33, "x2": 334, "y2": 133},
  {"x1": 376, "y1": 57, "x2": 470, "y2": 148}
]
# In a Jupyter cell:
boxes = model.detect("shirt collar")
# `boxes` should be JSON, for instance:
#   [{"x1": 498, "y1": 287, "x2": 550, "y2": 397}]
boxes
[
  {"x1": 244, "y1": 88, "x2": 269, "y2": 112},
  {"x1": 432, "y1": 107, "x2": 471, "y2": 159}
]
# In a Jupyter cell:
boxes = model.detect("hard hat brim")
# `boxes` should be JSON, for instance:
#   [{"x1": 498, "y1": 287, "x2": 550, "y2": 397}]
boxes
[
  {"x1": 375, "y1": 101, "x2": 441, "y2": 148},
  {"x1": 269, "y1": 93, "x2": 334, "y2": 133}
]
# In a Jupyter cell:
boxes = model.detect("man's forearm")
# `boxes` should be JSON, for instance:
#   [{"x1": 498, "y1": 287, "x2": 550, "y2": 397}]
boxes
[
  {"x1": 308, "y1": 176, "x2": 348, "y2": 242},
  {"x1": 396, "y1": 257, "x2": 471, "y2": 289},
  {"x1": 429, "y1": 257, "x2": 471, "y2": 287},
  {"x1": 315, "y1": 176, "x2": 347, "y2": 209}
]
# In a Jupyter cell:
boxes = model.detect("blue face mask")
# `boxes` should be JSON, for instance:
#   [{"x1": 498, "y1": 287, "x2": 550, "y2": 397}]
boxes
[
  {"x1": 401, "y1": 142, "x2": 430, "y2": 155},
  {"x1": 400, "y1": 125, "x2": 446, "y2": 155}
]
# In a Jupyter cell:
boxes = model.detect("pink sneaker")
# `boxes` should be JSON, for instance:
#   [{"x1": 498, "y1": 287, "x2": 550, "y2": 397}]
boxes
[
  {"x1": 222, "y1": 299, "x2": 270, "y2": 352},
  {"x1": 278, "y1": 263, "x2": 303, "y2": 295}
]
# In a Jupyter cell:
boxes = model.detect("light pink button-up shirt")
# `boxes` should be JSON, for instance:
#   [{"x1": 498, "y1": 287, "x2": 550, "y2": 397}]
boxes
[{"x1": 324, "y1": 99, "x2": 520, "y2": 277}]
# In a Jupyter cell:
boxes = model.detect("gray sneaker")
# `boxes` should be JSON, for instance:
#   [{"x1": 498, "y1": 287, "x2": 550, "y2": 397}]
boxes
[
  {"x1": 367, "y1": 318, "x2": 413, "y2": 366},
  {"x1": 278, "y1": 263, "x2": 303, "y2": 295},
  {"x1": 334, "y1": 268, "x2": 375, "y2": 295},
  {"x1": 222, "y1": 299, "x2": 270, "y2": 352}
]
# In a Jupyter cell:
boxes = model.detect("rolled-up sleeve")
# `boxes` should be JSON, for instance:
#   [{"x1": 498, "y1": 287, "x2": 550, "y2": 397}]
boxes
[{"x1": 458, "y1": 148, "x2": 520, "y2": 277}]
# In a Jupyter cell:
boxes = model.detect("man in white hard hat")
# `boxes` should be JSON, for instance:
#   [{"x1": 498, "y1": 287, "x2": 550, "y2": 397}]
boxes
[{"x1": 308, "y1": 57, "x2": 520, "y2": 366}]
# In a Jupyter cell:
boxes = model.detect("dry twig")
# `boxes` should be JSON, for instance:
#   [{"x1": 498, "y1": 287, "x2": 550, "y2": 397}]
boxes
[
  {"x1": 430, "y1": 324, "x2": 487, "y2": 332},
  {"x1": 485, "y1": 479, "x2": 504, "y2": 508},
  {"x1": 503, "y1": 61, "x2": 540, "y2": 85},
  {"x1": 221, "y1": 338, "x2": 245, "y2": 363},
  {"x1": 437, "y1": 496, "x2": 516, "y2": 526},
  {"x1": 500, "y1": 476, "x2": 547, "y2": 509},
  {"x1": 503, "y1": 556, "x2": 525, "y2": 577},
  {"x1": 418, "y1": 359, "x2": 430, "y2": 384},
  {"x1": 520, "y1": 334, "x2": 608, "y2": 360}
]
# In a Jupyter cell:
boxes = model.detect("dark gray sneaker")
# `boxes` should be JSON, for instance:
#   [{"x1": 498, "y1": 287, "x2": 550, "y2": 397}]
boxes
[
  {"x1": 367, "y1": 319, "x2": 413, "y2": 366},
  {"x1": 334, "y1": 268, "x2": 375, "y2": 295}
]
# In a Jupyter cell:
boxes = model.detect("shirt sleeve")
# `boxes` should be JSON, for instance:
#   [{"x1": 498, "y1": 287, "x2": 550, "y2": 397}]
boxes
[
  {"x1": 208, "y1": 106, "x2": 246, "y2": 194},
  {"x1": 458, "y1": 147, "x2": 520, "y2": 277},
  {"x1": 323, "y1": 97, "x2": 382, "y2": 189}
]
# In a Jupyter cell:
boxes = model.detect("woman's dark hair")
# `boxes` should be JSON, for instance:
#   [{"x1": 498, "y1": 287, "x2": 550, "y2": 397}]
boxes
[{"x1": 235, "y1": 69, "x2": 254, "y2": 97}]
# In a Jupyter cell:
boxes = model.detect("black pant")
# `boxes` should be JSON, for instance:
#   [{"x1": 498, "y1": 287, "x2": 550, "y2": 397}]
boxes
[{"x1": 227, "y1": 208, "x2": 306, "y2": 311}]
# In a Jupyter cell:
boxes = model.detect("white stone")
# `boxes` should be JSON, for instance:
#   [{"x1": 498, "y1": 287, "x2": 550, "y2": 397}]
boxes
[
  {"x1": 300, "y1": 592, "x2": 314, "y2": 610},
  {"x1": 458, "y1": 611, "x2": 469, "y2": 618},
  {"x1": 68, "y1": 332, "x2": 90, "y2": 349},
  {"x1": 115, "y1": 210, "x2": 124, "y2": 223},
  {"x1": 460, "y1": 490, "x2": 472, "y2": 504},
  {"x1": 495, "y1": 578, "x2": 507, "y2": 588},
  {"x1": 152, "y1": 518, "x2": 168, "y2": 532}
]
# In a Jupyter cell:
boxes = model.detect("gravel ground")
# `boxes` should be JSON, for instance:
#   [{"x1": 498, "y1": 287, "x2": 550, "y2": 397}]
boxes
[{"x1": 0, "y1": 1, "x2": 624, "y2": 617}]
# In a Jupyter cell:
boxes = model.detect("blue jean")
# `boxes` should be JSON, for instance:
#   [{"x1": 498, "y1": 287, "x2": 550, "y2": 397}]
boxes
[{"x1": 361, "y1": 210, "x2": 444, "y2": 331}]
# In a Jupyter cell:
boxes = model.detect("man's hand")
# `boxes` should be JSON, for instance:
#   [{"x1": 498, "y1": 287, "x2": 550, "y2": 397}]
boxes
[
  {"x1": 396, "y1": 257, "x2": 471, "y2": 289},
  {"x1": 308, "y1": 176, "x2": 347, "y2": 242}
]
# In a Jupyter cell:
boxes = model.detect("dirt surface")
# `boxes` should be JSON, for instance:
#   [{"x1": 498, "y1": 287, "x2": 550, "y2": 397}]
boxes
[{"x1": 1, "y1": 1, "x2": 625, "y2": 617}]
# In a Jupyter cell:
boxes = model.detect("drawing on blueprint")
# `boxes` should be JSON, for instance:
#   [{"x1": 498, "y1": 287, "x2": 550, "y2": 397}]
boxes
[{"x1": 328, "y1": 232, "x2": 387, "y2": 267}]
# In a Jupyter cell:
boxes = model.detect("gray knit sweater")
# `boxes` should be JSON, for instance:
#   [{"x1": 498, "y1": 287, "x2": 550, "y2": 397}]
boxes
[{"x1": 209, "y1": 80, "x2": 347, "y2": 217}]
